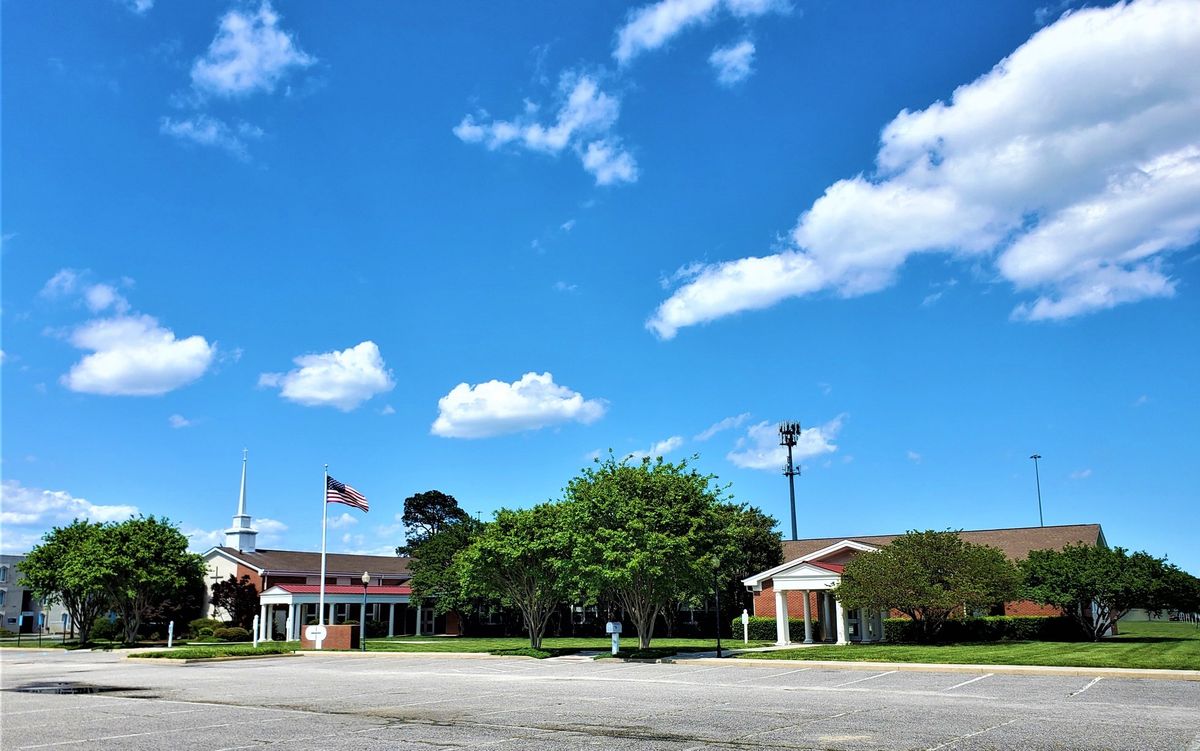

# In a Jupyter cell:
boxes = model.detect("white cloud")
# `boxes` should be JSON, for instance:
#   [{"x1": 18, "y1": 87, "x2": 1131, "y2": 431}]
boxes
[
  {"x1": 432, "y1": 371, "x2": 606, "y2": 439},
  {"x1": 625, "y1": 435, "x2": 685, "y2": 461},
  {"x1": 726, "y1": 416, "x2": 843, "y2": 470},
  {"x1": 41, "y1": 268, "x2": 80, "y2": 298},
  {"x1": 191, "y1": 1, "x2": 314, "y2": 97},
  {"x1": 906, "y1": 450, "x2": 922, "y2": 463},
  {"x1": 614, "y1": 0, "x2": 786, "y2": 64},
  {"x1": 1133, "y1": 394, "x2": 1150, "y2": 406},
  {"x1": 454, "y1": 73, "x2": 638, "y2": 186},
  {"x1": 328, "y1": 512, "x2": 358, "y2": 529},
  {"x1": 259, "y1": 341, "x2": 394, "y2": 412},
  {"x1": 83, "y1": 283, "x2": 129, "y2": 314},
  {"x1": 709, "y1": 39, "x2": 755, "y2": 86},
  {"x1": 40, "y1": 269, "x2": 130, "y2": 312},
  {"x1": 553, "y1": 281, "x2": 579, "y2": 293},
  {"x1": 62, "y1": 314, "x2": 215, "y2": 396},
  {"x1": 694, "y1": 412, "x2": 751, "y2": 441},
  {"x1": 256, "y1": 518, "x2": 288, "y2": 535},
  {"x1": 1069, "y1": 468, "x2": 1093, "y2": 480},
  {"x1": 380, "y1": 404, "x2": 396, "y2": 415},
  {"x1": 0, "y1": 350, "x2": 6, "y2": 366},
  {"x1": 160, "y1": 115, "x2": 263, "y2": 160},
  {"x1": 649, "y1": 0, "x2": 1200, "y2": 337},
  {"x1": 182, "y1": 526, "x2": 224, "y2": 552},
  {"x1": 0, "y1": 479, "x2": 139, "y2": 529},
  {"x1": 168, "y1": 414, "x2": 192, "y2": 429},
  {"x1": 124, "y1": 0, "x2": 153, "y2": 15},
  {"x1": 561, "y1": 219, "x2": 577, "y2": 232}
]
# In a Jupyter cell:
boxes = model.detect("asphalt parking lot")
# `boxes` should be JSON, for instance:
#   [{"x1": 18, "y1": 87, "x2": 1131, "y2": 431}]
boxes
[{"x1": 2, "y1": 649, "x2": 1198, "y2": 750}]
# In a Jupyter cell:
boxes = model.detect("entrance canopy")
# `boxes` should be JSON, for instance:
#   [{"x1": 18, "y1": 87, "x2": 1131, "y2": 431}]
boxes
[{"x1": 258, "y1": 583, "x2": 414, "y2": 641}]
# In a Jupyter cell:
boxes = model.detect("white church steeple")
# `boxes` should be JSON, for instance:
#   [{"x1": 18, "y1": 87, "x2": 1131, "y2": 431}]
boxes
[{"x1": 224, "y1": 449, "x2": 257, "y2": 553}]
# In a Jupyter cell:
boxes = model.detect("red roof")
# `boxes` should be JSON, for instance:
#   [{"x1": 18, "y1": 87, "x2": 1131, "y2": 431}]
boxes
[
  {"x1": 809, "y1": 561, "x2": 844, "y2": 573},
  {"x1": 273, "y1": 584, "x2": 411, "y2": 595}
]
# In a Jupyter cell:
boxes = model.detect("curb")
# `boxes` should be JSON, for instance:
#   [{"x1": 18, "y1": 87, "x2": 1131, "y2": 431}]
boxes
[
  {"x1": 297, "y1": 650, "x2": 523, "y2": 660},
  {"x1": 666, "y1": 656, "x2": 1200, "y2": 680},
  {"x1": 127, "y1": 652, "x2": 301, "y2": 664}
]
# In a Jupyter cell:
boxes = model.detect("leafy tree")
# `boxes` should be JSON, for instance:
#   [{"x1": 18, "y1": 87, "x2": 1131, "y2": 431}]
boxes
[
  {"x1": 405, "y1": 516, "x2": 486, "y2": 617},
  {"x1": 1148, "y1": 564, "x2": 1200, "y2": 616},
  {"x1": 562, "y1": 454, "x2": 729, "y2": 649},
  {"x1": 96, "y1": 516, "x2": 206, "y2": 643},
  {"x1": 19, "y1": 521, "x2": 109, "y2": 645},
  {"x1": 456, "y1": 504, "x2": 571, "y2": 649},
  {"x1": 834, "y1": 530, "x2": 1022, "y2": 642},
  {"x1": 712, "y1": 502, "x2": 783, "y2": 615},
  {"x1": 396, "y1": 490, "x2": 469, "y2": 555},
  {"x1": 210, "y1": 574, "x2": 260, "y2": 628},
  {"x1": 1021, "y1": 544, "x2": 1174, "y2": 640}
]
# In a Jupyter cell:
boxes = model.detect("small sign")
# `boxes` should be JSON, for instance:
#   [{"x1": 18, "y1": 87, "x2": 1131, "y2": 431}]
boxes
[
  {"x1": 605, "y1": 621, "x2": 622, "y2": 634},
  {"x1": 305, "y1": 625, "x2": 327, "y2": 641},
  {"x1": 741, "y1": 609, "x2": 750, "y2": 626}
]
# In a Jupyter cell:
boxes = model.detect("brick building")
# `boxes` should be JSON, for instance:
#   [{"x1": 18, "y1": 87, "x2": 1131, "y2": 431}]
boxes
[
  {"x1": 202, "y1": 454, "x2": 458, "y2": 641},
  {"x1": 742, "y1": 524, "x2": 1105, "y2": 645}
]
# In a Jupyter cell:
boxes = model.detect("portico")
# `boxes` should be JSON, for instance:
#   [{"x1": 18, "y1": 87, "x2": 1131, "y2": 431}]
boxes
[
  {"x1": 743, "y1": 540, "x2": 886, "y2": 646},
  {"x1": 257, "y1": 583, "x2": 415, "y2": 641}
]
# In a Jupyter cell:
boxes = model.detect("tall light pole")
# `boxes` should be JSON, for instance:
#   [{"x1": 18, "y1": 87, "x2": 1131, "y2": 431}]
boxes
[
  {"x1": 1030, "y1": 454, "x2": 1044, "y2": 527},
  {"x1": 779, "y1": 422, "x2": 802, "y2": 541},
  {"x1": 360, "y1": 571, "x2": 370, "y2": 652}
]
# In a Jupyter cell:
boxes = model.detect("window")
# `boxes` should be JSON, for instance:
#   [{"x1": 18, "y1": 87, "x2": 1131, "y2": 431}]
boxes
[
  {"x1": 0, "y1": 591, "x2": 5, "y2": 606},
  {"x1": 0, "y1": 566, "x2": 7, "y2": 583}
]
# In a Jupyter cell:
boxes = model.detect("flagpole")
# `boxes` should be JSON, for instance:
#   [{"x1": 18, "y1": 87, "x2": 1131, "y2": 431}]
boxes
[{"x1": 317, "y1": 463, "x2": 329, "y2": 648}]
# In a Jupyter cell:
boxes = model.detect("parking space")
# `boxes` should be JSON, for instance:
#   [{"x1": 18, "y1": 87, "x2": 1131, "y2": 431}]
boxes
[{"x1": 2, "y1": 650, "x2": 1199, "y2": 750}]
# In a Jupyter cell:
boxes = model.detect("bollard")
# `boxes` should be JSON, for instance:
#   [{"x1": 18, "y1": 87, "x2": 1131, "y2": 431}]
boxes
[
  {"x1": 252, "y1": 615, "x2": 260, "y2": 647},
  {"x1": 742, "y1": 609, "x2": 750, "y2": 645},
  {"x1": 167, "y1": 621, "x2": 174, "y2": 649}
]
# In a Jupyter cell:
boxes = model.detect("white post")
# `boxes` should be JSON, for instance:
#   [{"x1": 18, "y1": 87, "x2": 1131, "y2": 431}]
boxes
[
  {"x1": 774, "y1": 589, "x2": 791, "y2": 646},
  {"x1": 822, "y1": 593, "x2": 834, "y2": 642},
  {"x1": 259, "y1": 604, "x2": 269, "y2": 641},
  {"x1": 167, "y1": 621, "x2": 174, "y2": 649},
  {"x1": 802, "y1": 590, "x2": 813, "y2": 644},
  {"x1": 415, "y1": 603, "x2": 423, "y2": 636},
  {"x1": 286, "y1": 605, "x2": 295, "y2": 641},
  {"x1": 387, "y1": 604, "x2": 395, "y2": 637},
  {"x1": 741, "y1": 609, "x2": 750, "y2": 644},
  {"x1": 252, "y1": 615, "x2": 260, "y2": 647},
  {"x1": 317, "y1": 465, "x2": 329, "y2": 650},
  {"x1": 834, "y1": 599, "x2": 848, "y2": 645}
]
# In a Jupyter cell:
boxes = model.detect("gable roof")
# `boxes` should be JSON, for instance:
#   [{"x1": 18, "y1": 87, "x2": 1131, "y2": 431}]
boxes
[
  {"x1": 780, "y1": 524, "x2": 1105, "y2": 563},
  {"x1": 207, "y1": 547, "x2": 411, "y2": 577}
]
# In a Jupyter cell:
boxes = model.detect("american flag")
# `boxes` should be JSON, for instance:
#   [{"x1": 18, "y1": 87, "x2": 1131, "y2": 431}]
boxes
[{"x1": 326, "y1": 475, "x2": 369, "y2": 512}]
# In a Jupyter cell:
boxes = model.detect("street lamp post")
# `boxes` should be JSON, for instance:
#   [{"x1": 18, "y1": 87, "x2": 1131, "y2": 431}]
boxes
[
  {"x1": 710, "y1": 556, "x2": 723, "y2": 659},
  {"x1": 1030, "y1": 454, "x2": 1044, "y2": 527},
  {"x1": 360, "y1": 571, "x2": 370, "y2": 652},
  {"x1": 779, "y1": 422, "x2": 802, "y2": 540}
]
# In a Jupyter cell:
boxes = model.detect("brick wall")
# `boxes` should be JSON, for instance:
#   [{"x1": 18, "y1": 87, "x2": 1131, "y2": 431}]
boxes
[
  {"x1": 1003, "y1": 600, "x2": 1063, "y2": 617},
  {"x1": 751, "y1": 585, "x2": 821, "y2": 618}
]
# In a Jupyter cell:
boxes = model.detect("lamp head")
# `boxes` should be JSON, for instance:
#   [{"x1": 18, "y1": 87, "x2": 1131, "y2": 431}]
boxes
[{"x1": 361, "y1": 571, "x2": 370, "y2": 585}]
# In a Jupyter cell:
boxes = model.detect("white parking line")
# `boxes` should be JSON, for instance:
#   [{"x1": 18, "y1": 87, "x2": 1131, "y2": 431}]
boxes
[
  {"x1": 736, "y1": 668, "x2": 811, "y2": 683},
  {"x1": 833, "y1": 670, "x2": 897, "y2": 688},
  {"x1": 1069, "y1": 677, "x2": 1103, "y2": 697},
  {"x1": 942, "y1": 673, "x2": 993, "y2": 692},
  {"x1": 925, "y1": 719, "x2": 1018, "y2": 751}
]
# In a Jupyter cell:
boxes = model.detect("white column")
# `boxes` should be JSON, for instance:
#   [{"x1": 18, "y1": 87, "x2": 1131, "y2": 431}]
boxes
[
  {"x1": 415, "y1": 603, "x2": 423, "y2": 636},
  {"x1": 286, "y1": 604, "x2": 296, "y2": 640},
  {"x1": 801, "y1": 590, "x2": 813, "y2": 644},
  {"x1": 834, "y1": 599, "x2": 848, "y2": 645},
  {"x1": 260, "y1": 604, "x2": 269, "y2": 641},
  {"x1": 774, "y1": 589, "x2": 791, "y2": 645},
  {"x1": 387, "y1": 604, "x2": 395, "y2": 637},
  {"x1": 821, "y1": 593, "x2": 833, "y2": 641}
]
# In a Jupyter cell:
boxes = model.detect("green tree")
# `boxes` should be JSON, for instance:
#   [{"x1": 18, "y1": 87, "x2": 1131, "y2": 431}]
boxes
[
  {"x1": 834, "y1": 530, "x2": 1022, "y2": 642},
  {"x1": 406, "y1": 516, "x2": 486, "y2": 617},
  {"x1": 210, "y1": 574, "x2": 260, "y2": 628},
  {"x1": 562, "y1": 454, "x2": 728, "y2": 649},
  {"x1": 18, "y1": 521, "x2": 109, "y2": 645},
  {"x1": 96, "y1": 516, "x2": 206, "y2": 644},
  {"x1": 1021, "y1": 544, "x2": 1173, "y2": 640},
  {"x1": 712, "y1": 502, "x2": 784, "y2": 614},
  {"x1": 396, "y1": 490, "x2": 470, "y2": 555},
  {"x1": 456, "y1": 504, "x2": 571, "y2": 649}
]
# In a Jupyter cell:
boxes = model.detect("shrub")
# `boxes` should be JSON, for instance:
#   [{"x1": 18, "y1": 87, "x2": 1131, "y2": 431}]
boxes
[
  {"x1": 91, "y1": 616, "x2": 122, "y2": 642},
  {"x1": 188, "y1": 618, "x2": 222, "y2": 637},
  {"x1": 491, "y1": 647, "x2": 552, "y2": 659},
  {"x1": 190, "y1": 636, "x2": 222, "y2": 643},
  {"x1": 212, "y1": 626, "x2": 251, "y2": 642},
  {"x1": 883, "y1": 616, "x2": 1084, "y2": 643},
  {"x1": 732, "y1": 616, "x2": 821, "y2": 642},
  {"x1": 366, "y1": 620, "x2": 388, "y2": 638}
]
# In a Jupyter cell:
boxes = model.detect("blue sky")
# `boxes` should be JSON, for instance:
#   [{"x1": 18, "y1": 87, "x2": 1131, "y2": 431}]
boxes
[{"x1": 3, "y1": 0, "x2": 1198, "y2": 573}]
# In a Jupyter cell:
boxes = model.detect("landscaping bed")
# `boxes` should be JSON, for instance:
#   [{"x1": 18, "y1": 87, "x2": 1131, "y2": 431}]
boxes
[{"x1": 129, "y1": 644, "x2": 297, "y2": 660}]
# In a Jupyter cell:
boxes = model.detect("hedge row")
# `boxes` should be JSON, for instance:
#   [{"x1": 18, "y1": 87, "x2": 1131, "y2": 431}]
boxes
[
  {"x1": 731, "y1": 616, "x2": 822, "y2": 642},
  {"x1": 883, "y1": 615, "x2": 1084, "y2": 643}
]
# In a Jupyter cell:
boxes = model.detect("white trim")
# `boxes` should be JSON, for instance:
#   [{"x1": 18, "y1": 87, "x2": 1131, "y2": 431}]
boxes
[
  {"x1": 201, "y1": 547, "x2": 265, "y2": 574},
  {"x1": 742, "y1": 539, "x2": 880, "y2": 588}
]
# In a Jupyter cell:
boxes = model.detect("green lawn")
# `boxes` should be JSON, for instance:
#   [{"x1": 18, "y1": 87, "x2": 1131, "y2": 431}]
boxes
[
  {"x1": 364, "y1": 636, "x2": 771, "y2": 655},
  {"x1": 737, "y1": 620, "x2": 1200, "y2": 670}
]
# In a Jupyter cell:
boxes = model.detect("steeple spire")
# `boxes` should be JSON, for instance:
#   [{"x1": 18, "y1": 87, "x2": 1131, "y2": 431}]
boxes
[{"x1": 224, "y1": 449, "x2": 257, "y2": 553}]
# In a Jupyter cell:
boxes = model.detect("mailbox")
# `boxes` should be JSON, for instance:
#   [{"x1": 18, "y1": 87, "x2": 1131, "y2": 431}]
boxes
[{"x1": 605, "y1": 621, "x2": 623, "y2": 634}]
